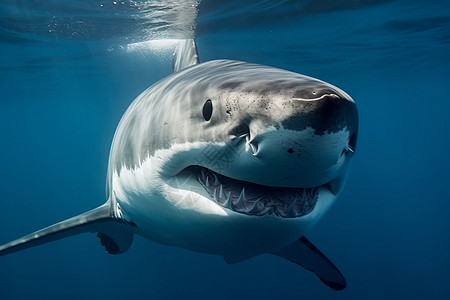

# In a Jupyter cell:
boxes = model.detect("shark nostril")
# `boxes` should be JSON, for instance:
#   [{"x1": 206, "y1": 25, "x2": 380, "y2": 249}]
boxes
[
  {"x1": 341, "y1": 147, "x2": 352, "y2": 157},
  {"x1": 349, "y1": 134, "x2": 357, "y2": 152},
  {"x1": 341, "y1": 142, "x2": 355, "y2": 156},
  {"x1": 229, "y1": 124, "x2": 251, "y2": 147},
  {"x1": 245, "y1": 135, "x2": 259, "y2": 156},
  {"x1": 234, "y1": 124, "x2": 250, "y2": 136},
  {"x1": 347, "y1": 145, "x2": 354, "y2": 153},
  {"x1": 250, "y1": 142, "x2": 258, "y2": 156},
  {"x1": 341, "y1": 134, "x2": 357, "y2": 156}
]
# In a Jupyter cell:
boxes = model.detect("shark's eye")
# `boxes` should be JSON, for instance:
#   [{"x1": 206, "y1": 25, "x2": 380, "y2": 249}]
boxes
[{"x1": 202, "y1": 99, "x2": 213, "y2": 121}]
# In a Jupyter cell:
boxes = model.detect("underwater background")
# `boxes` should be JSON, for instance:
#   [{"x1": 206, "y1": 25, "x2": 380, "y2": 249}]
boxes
[{"x1": 0, "y1": 0, "x2": 449, "y2": 299}]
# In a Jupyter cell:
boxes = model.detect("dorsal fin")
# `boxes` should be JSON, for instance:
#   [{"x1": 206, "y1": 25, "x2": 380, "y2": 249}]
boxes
[
  {"x1": 0, "y1": 201, "x2": 134, "y2": 256},
  {"x1": 172, "y1": 39, "x2": 199, "y2": 72},
  {"x1": 272, "y1": 236, "x2": 346, "y2": 290}
]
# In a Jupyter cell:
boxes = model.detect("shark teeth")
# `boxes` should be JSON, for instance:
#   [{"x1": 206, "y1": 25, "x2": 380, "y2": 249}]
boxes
[
  {"x1": 236, "y1": 187, "x2": 246, "y2": 207},
  {"x1": 213, "y1": 173, "x2": 220, "y2": 186},
  {"x1": 247, "y1": 198, "x2": 261, "y2": 214},
  {"x1": 225, "y1": 192, "x2": 232, "y2": 209},
  {"x1": 196, "y1": 166, "x2": 319, "y2": 218},
  {"x1": 286, "y1": 197, "x2": 298, "y2": 218},
  {"x1": 213, "y1": 188, "x2": 218, "y2": 201},
  {"x1": 219, "y1": 184, "x2": 225, "y2": 199}
]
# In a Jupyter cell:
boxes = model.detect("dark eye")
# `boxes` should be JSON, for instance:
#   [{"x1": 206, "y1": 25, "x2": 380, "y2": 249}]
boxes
[{"x1": 202, "y1": 99, "x2": 213, "y2": 121}]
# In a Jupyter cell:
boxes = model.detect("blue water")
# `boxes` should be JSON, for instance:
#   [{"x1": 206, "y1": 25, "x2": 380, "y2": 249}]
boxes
[{"x1": 1, "y1": 0, "x2": 449, "y2": 299}]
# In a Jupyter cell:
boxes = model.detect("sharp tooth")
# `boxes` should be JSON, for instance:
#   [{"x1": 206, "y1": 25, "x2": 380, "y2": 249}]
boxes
[
  {"x1": 200, "y1": 169, "x2": 206, "y2": 180},
  {"x1": 274, "y1": 208, "x2": 282, "y2": 217},
  {"x1": 225, "y1": 192, "x2": 233, "y2": 209},
  {"x1": 287, "y1": 197, "x2": 298, "y2": 217},
  {"x1": 219, "y1": 184, "x2": 225, "y2": 199},
  {"x1": 258, "y1": 206, "x2": 273, "y2": 216},
  {"x1": 247, "y1": 198, "x2": 261, "y2": 214},
  {"x1": 213, "y1": 188, "x2": 218, "y2": 201},
  {"x1": 213, "y1": 173, "x2": 220, "y2": 186},
  {"x1": 205, "y1": 176, "x2": 210, "y2": 187},
  {"x1": 236, "y1": 187, "x2": 247, "y2": 207}
]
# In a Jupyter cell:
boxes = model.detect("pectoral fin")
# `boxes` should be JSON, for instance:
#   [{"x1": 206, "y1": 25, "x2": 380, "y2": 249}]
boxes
[
  {"x1": 0, "y1": 202, "x2": 134, "y2": 256},
  {"x1": 272, "y1": 237, "x2": 346, "y2": 290}
]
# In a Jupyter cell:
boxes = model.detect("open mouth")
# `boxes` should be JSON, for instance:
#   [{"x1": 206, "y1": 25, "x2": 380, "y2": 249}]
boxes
[{"x1": 183, "y1": 166, "x2": 320, "y2": 218}]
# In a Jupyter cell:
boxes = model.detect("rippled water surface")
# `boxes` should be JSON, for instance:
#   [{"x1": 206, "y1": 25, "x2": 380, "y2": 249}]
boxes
[{"x1": 0, "y1": 1, "x2": 449, "y2": 299}]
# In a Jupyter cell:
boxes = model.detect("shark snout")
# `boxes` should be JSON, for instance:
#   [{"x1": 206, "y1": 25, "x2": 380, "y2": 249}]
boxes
[
  {"x1": 283, "y1": 93, "x2": 358, "y2": 137},
  {"x1": 240, "y1": 128, "x2": 351, "y2": 188},
  {"x1": 226, "y1": 94, "x2": 358, "y2": 188}
]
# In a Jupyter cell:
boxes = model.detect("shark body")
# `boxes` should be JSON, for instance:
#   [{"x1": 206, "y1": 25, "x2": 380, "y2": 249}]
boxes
[{"x1": 0, "y1": 39, "x2": 358, "y2": 290}]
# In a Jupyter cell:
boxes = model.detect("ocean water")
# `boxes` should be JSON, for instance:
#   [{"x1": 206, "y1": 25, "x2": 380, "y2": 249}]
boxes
[{"x1": 0, "y1": 0, "x2": 449, "y2": 299}]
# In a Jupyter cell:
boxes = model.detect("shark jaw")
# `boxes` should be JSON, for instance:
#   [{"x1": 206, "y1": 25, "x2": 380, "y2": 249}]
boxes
[
  {"x1": 156, "y1": 129, "x2": 353, "y2": 219},
  {"x1": 179, "y1": 165, "x2": 320, "y2": 218},
  {"x1": 113, "y1": 125, "x2": 353, "y2": 221}
]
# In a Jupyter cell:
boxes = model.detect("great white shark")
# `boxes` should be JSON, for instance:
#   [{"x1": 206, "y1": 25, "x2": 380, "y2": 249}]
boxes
[{"x1": 0, "y1": 39, "x2": 358, "y2": 290}]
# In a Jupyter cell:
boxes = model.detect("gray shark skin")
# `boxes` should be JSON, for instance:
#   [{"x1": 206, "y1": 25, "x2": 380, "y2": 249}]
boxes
[{"x1": 0, "y1": 39, "x2": 357, "y2": 291}]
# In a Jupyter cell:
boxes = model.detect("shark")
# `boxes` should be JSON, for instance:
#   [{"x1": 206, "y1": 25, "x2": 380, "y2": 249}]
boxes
[{"x1": 0, "y1": 39, "x2": 358, "y2": 290}]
